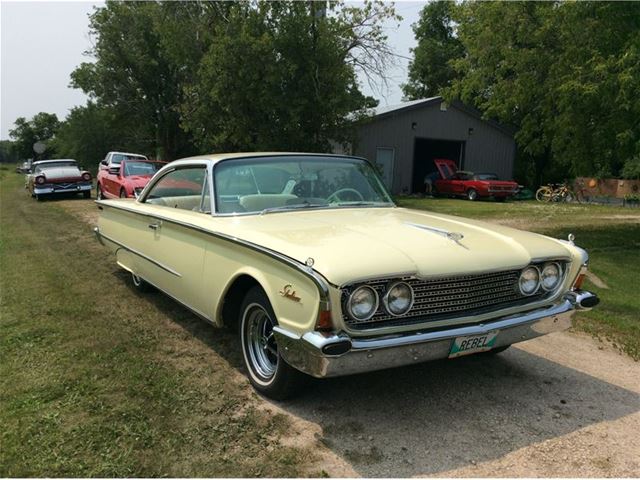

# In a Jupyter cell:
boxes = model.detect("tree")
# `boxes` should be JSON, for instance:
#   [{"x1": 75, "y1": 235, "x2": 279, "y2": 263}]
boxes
[
  {"x1": 0, "y1": 140, "x2": 19, "y2": 164},
  {"x1": 70, "y1": 1, "x2": 212, "y2": 160},
  {"x1": 53, "y1": 102, "x2": 153, "y2": 174},
  {"x1": 445, "y1": 1, "x2": 640, "y2": 185},
  {"x1": 8, "y1": 112, "x2": 60, "y2": 160},
  {"x1": 402, "y1": 1, "x2": 464, "y2": 100},
  {"x1": 181, "y1": 1, "x2": 394, "y2": 153}
]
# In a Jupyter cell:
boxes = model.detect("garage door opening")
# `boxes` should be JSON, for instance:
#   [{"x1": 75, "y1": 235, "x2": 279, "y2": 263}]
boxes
[{"x1": 412, "y1": 138, "x2": 465, "y2": 193}]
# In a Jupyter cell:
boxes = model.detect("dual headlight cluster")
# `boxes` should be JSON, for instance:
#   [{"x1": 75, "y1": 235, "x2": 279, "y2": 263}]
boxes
[
  {"x1": 519, "y1": 262, "x2": 563, "y2": 295},
  {"x1": 346, "y1": 282, "x2": 414, "y2": 322}
]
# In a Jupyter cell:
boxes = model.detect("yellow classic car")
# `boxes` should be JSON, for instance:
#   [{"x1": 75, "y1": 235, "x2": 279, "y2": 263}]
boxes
[{"x1": 94, "y1": 153, "x2": 599, "y2": 399}]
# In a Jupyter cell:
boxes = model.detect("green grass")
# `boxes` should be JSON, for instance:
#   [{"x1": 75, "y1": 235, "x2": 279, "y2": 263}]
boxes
[
  {"x1": 396, "y1": 196, "x2": 640, "y2": 360},
  {"x1": 0, "y1": 170, "x2": 313, "y2": 476}
]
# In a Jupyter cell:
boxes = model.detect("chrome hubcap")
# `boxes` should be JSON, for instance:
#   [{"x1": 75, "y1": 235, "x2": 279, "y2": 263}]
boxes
[{"x1": 245, "y1": 305, "x2": 278, "y2": 380}]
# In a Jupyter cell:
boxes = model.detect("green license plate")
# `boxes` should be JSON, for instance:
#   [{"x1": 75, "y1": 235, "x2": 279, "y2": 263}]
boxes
[{"x1": 449, "y1": 331, "x2": 499, "y2": 358}]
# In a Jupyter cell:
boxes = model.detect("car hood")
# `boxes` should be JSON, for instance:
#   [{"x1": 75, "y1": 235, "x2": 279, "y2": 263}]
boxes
[
  {"x1": 41, "y1": 166, "x2": 81, "y2": 181},
  {"x1": 216, "y1": 207, "x2": 571, "y2": 286},
  {"x1": 125, "y1": 175, "x2": 153, "y2": 186}
]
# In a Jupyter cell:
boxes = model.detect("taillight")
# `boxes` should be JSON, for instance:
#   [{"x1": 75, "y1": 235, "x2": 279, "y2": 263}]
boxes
[
  {"x1": 82, "y1": 172, "x2": 92, "y2": 181},
  {"x1": 36, "y1": 176, "x2": 46, "y2": 185}
]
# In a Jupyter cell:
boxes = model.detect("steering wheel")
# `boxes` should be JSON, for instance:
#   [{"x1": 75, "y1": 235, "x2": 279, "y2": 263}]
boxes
[{"x1": 327, "y1": 188, "x2": 364, "y2": 203}]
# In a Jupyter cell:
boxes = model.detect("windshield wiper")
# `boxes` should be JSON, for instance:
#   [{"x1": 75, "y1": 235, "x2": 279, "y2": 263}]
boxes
[
  {"x1": 260, "y1": 202, "x2": 328, "y2": 215},
  {"x1": 333, "y1": 201, "x2": 394, "y2": 207}
]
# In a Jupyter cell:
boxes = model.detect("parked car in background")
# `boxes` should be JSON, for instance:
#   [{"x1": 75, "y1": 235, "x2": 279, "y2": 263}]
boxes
[
  {"x1": 26, "y1": 159, "x2": 92, "y2": 200},
  {"x1": 94, "y1": 152, "x2": 598, "y2": 399},
  {"x1": 97, "y1": 159, "x2": 167, "y2": 199},
  {"x1": 433, "y1": 158, "x2": 519, "y2": 201},
  {"x1": 16, "y1": 160, "x2": 32, "y2": 174},
  {"x1": 99, "y1": 151, "x2": 148, "y2": 172}
]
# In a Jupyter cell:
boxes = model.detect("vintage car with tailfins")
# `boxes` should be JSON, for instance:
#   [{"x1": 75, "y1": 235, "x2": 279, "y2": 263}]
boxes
[
  {"x1": 27, "y1": 159, "x2": 93, "y2": 200},
  {"x1": 96, "y1": 159, "x2": 167, "y2": 199},
  {"x1": 434, "y1": 158, "x2": 519, "y2": 201},
  {"x1": 94, "y1": 153, "x2": 599, "y2": 399}
]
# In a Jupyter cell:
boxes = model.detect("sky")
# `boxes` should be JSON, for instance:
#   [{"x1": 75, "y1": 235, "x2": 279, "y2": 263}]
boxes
[{"x1": 0, "y1": 0, "x2": 424, "y2": 140}]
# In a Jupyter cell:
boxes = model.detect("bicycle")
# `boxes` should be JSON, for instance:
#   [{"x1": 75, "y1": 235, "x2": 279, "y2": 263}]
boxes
[
  {"x1": 574, "y1": 179, "x2": 592, "y2": 203},
  {"x1": 535, "y1": 183, "x2": 575, "y2": 203}
]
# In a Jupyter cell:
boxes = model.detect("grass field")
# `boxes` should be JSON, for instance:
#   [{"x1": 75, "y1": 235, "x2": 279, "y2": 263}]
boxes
[
  {"x1": 1, "y1": 166, "x2": 638, "y2": 476},
  {"x1": 0, "y1": 167, "x2": 315, "y2": 477}
]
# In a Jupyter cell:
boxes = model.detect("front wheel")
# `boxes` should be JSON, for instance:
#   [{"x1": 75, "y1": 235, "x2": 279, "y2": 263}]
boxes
[
  {"x1": 83, "y1": 190, "x2": 91, "y2": 199},
  {"x1": 240, "y1": 286, "x2": 305, "y2": 400},
  {"x1": 96, "y1": 184, "x2": 104, "y2": 200},
  {"x1": 120, "y1": 189, "x2": 127, "y2": 198},
  {"x1": 495, "y1": 196, "x2": 507, "y2": 203},
  {"x1": 536, "y1": 187, "x2": 552, "y2": 202},
  {"x1": 466, "y1": 188, "x2": 478, "y2": 201}
]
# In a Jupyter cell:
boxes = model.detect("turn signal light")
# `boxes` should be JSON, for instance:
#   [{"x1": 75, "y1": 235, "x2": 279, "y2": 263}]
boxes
[
  {"x1": 573, "y1": 273, "x2": 586, "y2": 290},
  {"x1": 315, "y1": 310, "x2": 333, "y2": 332}
]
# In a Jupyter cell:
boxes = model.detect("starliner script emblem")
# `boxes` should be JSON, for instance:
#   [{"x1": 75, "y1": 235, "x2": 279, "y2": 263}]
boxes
[
  {"x1": 279, "y1": 284, "x2": 301, "y2": 302},
  {"x1": 405, "y1": 222, "x2": 467, "y2": 248}
]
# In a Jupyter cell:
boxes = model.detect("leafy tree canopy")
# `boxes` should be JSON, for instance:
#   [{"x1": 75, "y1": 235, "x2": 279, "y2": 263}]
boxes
[
  {"x1": 440, "y1": 1, "x2": 640, "y2": 184},
  {"x1": 402, "y1": 1, "x2": 464, "y2": 99},
  {"x1": 8, "y1": 112, "x2": 60, "y2": 160}
]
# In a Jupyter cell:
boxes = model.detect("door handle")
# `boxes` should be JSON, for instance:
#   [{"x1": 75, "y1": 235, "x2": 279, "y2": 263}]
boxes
[{"x1": 148, "y1": 221, "x2": 161, "y2": 230}]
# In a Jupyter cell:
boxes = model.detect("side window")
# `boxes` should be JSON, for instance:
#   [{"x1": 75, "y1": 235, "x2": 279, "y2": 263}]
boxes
[{"x1": 144, "y1": 167, "x2": 207, "y2": 211}]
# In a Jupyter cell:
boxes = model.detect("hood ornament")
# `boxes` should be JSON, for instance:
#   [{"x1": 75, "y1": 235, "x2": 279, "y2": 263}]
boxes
[{"x1": 405, "y1": 222, "x2": 467, "y2": 248}]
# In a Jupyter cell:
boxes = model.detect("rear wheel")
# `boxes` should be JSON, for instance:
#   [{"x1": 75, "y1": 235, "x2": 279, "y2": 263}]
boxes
[
  {"x1": 466, "y1": 188, "x2": 478, "y2": 201},
  {"x1": 120, "y1": 188, "x2": 127, "y2": 198},
  {"x1": 240, "y1": 286, "x2": 305, "y2": 400},
  {"x1": 96, "y1": 184, "x2": 104, "y2": 200}
]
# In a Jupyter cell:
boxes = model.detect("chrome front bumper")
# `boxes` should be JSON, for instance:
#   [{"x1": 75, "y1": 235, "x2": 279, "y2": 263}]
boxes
[
  {"x1": 34, "y1": 184, "x2": 92, "y2": 194},
  {"x1": 274, "y1": 290, "x2": 598, "y2": 378}
]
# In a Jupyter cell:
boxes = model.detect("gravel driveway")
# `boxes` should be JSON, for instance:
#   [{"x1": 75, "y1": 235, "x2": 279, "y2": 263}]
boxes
[{"x1": 271, "y1": 331, "x2": 639, "y2": 477}]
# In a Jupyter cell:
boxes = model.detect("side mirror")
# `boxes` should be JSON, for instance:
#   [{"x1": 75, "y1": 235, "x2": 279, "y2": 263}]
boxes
[
  {"x1": 108, "y1": 166, "x2": 120, "y2": 175},
  {"x1": 101, "y1": 159, "x2": 108, "y2": 166}
]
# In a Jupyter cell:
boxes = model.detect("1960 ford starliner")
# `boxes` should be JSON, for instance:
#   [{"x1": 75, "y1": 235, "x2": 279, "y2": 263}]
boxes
[{"x1": 94, "y1": 153, "x2": 599, "y2": 399}]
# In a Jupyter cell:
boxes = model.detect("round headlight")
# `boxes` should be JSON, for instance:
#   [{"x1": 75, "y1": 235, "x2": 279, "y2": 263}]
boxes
[
  {"x1": 541, "y1": 263, "x2": 561, "y2": 291},
  {"x1": 36, "y1": 176, "x2": 46, "y2": 185},
  {"x1": 347, "y1": 286, "x2": 379, "y2": 321},
  {"x1": 519, "y1": 266, "x2": 540, "y2": 295},
  {"x1": 383, "y1": 282, "x2": 414, "y2": 316}
]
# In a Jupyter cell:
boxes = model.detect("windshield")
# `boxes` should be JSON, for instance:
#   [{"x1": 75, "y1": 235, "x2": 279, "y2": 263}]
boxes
[
  {"x1": 34, "y1": 161, "x2": 77, "y2": 172},
  {"x1": 475, "y1": 173, "x2": 499, "y2": 180},
  {"x1": 123, "y1": 161, "x2": 163, "y2": 177},
  {"x1": 112, "y1": 154, "x2": 147, "y2": 164},
  {"x1": 214, "y1": 156, "x2": 393, "y2": 214}
]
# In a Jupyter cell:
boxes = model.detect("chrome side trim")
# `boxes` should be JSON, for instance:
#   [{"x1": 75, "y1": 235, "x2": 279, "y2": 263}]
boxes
[
  {"x1": 93, "y1": 226, "x2": 182, "y2": 277},
  {"x1": 94, "y1": 202, "x2": 332, "y2": 310}
]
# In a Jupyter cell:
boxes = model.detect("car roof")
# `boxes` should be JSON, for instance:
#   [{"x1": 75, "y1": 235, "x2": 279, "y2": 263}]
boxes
[
  {"x1": 109, "y1": 151, "x2": 148, "y2": 157},
  {"x1": 33, "y1": 159, "x2": 77, "y2": 165},
  {"x1": 169, "y1": 152, "x2": 368, "y2": 168}
]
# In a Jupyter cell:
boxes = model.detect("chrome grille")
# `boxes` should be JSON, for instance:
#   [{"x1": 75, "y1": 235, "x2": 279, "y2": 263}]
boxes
[{"x1": 342, "y1": 268, "x2": 550, "y2": 330}]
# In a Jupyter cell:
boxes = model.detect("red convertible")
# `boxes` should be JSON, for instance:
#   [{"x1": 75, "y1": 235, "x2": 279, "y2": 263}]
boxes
[
  {"x1": 96, "y1": 160, "x2": 167, "y2": 199},
  {"x1": 433, "y1": 158, "x2": 519, "y2": 201}
]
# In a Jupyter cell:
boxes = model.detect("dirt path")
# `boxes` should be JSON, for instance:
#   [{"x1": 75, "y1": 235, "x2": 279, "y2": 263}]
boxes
[{"x1": 63, "y1": 198, "x2": 640, "y2": 477}]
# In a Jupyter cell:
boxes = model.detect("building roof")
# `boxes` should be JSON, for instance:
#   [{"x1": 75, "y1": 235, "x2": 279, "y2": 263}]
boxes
[
  {"x1": 369, "y1": 97, "x2": 441, "y2": 117},
  {"x1": 366, "y1": 96, "x2": 515, "y2": 137}
]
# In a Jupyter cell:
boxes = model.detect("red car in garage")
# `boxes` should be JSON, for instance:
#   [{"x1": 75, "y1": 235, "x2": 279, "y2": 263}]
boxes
[
  {"x1": 433, "y1": 158, "x2": 519, "y2": 201},
  {"x1": 96, "y1": 160, "x2": 167, "y2": 199}
]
